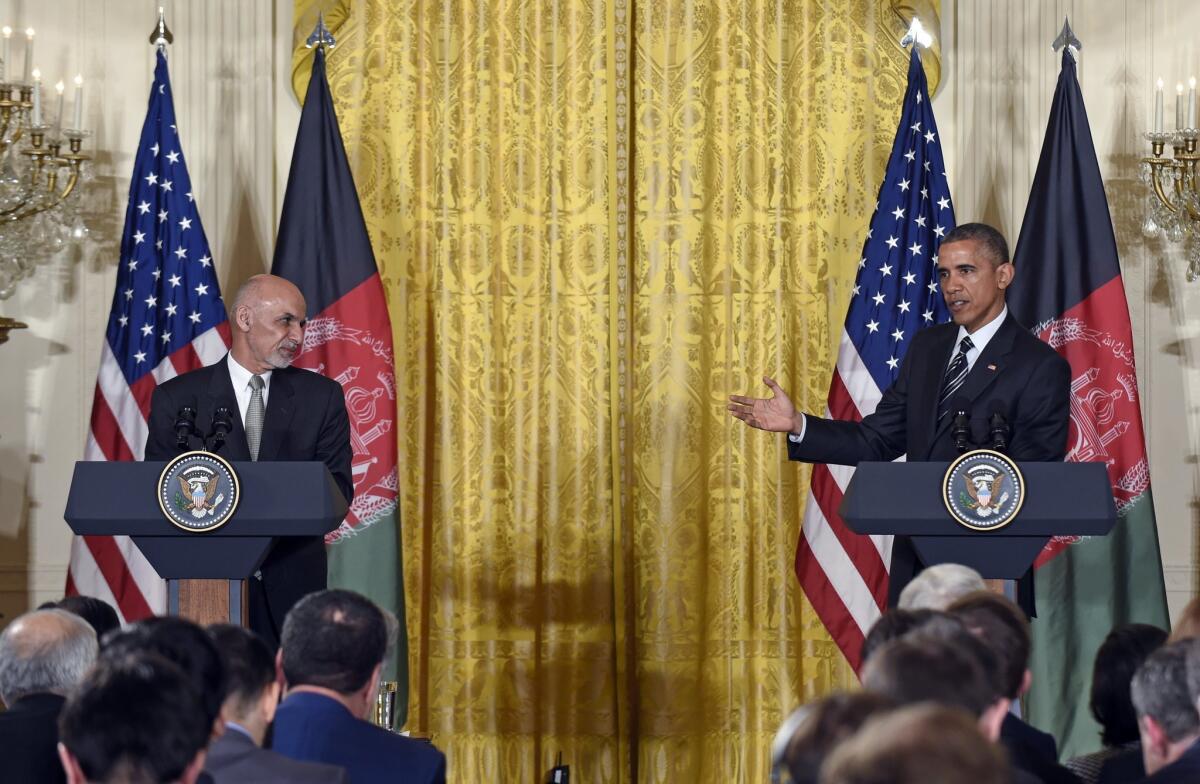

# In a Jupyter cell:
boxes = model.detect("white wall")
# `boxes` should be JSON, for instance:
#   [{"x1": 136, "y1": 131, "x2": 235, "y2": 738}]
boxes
[
  {"x1": 935, "y1": 0, "x2": 1200, "y2": 622},
  {"x1": 0, "y1": 0, "x2": 298, "y2": 621}
]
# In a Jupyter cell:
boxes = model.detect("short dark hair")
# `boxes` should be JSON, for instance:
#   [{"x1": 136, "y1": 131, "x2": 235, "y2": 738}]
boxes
[
  {"x1": 860, "y1": 609, "x2": 938, "y2": 665},
  {"x1": 1090, "y1": 623, "x2": 1167, "y2": 746},
  {"x1": 948, "y1": 592, "x2": 1030, "y2": 700},
  {"x1": 941, "y1": 223, "x2": 1010, "y2": 267},
  {"x1": 102, "y1": 616, "x2": 226, "y2": 728},
  {"x1": 862, "y1": 636, "x2": 999, "y2": 718},
  {"x1": 53, "y1": 596, "x2": 122, "y2": 642},
  {"x1": 208, "y1": 624, "x2": 275, "y2": 717},
  {"x1": 1131, "y1": 639, "x2": 1200, "y2": 743},
  {"x1": 281, "y1": 589, "x2": 391, "y2": 694},
  {"x1": 783, "y1": 693, "x2": 895, "y2": 784},
  {"x1": 58, "y1": 653, "x2": 210, "y2": 784}
]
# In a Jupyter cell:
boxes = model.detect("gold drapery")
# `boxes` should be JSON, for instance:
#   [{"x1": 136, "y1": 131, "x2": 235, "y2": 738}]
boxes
[{"x1": 292, "y1": 1, "x2": 939, "y2": 781}]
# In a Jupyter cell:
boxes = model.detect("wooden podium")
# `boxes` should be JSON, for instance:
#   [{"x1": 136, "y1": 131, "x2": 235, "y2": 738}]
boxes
[{"x1": 65, "y1": 460, "x2": 346, "y2": 626}]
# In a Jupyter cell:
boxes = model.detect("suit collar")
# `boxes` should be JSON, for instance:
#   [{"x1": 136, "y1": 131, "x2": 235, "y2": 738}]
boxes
[
  {"x1": 929, "y1": 312, "x2": 1021, "y2": 446},
  {"x1": 208, "y1": 356, "x2": 251, "y2": 461}
]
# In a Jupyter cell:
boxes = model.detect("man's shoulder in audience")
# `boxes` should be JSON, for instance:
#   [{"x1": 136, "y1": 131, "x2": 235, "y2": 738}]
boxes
[
  {"x1": 1140, "y1": 738, "x2": 1200, "y2": 783},
  {"x1": 0, "y1": 693, "x2": 69, "y2": 784},
  {"x1": 206, "y1": 725, "x2": 348, "y2": 784},
  {"x1": 273, "y1": 691, "x2": 446, "y2": 784}
]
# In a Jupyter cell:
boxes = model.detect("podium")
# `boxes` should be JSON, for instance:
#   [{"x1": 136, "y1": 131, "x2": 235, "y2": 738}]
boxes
[
  {"x1": 838, "y1": 460, "x2": 1116, "y2": 579},
  {"x1": 64, "y1": 461, "x2": 346, "y2": 626}
]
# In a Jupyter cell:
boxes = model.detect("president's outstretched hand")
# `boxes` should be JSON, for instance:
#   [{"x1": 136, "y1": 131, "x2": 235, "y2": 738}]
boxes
[{"x1": 728, "y1": 376, "x2": 802, "y2": 433}]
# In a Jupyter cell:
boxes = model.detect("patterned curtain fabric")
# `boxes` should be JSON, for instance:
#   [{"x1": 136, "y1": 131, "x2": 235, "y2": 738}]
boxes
[{"x1": 291, "y1": 1, "x2": 940, "y2": 781}]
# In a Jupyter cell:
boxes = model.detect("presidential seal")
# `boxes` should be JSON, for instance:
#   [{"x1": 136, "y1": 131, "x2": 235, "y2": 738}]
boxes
[
  {"x1": 942, "y1": 449, "x2": 1025, "y2": 532},
  {"x1": 157, "y1": 451, "x2": 240, "y2": 533}
]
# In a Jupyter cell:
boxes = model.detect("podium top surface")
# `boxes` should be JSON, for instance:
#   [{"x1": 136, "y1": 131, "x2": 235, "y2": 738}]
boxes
[{"x1": 65, "y1": 461, "x2": 347, "y2": 538}]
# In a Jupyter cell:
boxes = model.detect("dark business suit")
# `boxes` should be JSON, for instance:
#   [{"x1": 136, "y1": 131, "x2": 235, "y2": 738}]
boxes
[
  {"x1": 1139, "y1": 739, "x2": 1200, "y2": 783},
  {"x1": 1095, "y1": 747, "x2": 1145, "y2": 784},
  {"x1": 0, "y1": 692, "x2": 67, "y2": 784},
  {"x1": 1002, "y1": 714, "x2": 1081, "y2": 784},
  {"x1": 272, "y1": 692, "x2": 446, "y2": 784},
  {"x1": 204, "y1": 726, "x2": 348, "y2": 784},
  {"x1": 789, "y1": 312, "x2": 1071, "y2": 609},
  {"x1": 145, "y1": 355, "x2": 353, "y2": 646}
]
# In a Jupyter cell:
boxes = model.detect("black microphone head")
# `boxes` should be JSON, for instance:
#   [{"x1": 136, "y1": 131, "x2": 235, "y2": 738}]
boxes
[
  {"x1": 950, "y1": 396, "x2": 971, "y2": 418},
  {"x1": 213, "y1": 405, "x2": 232, "y2": 424},
  {"x1": 987, "y1": 399, "x2": 1007, "y2": 419},
  {"x1": 178, "y1": 404, "x2": 197, "y2": 422}
]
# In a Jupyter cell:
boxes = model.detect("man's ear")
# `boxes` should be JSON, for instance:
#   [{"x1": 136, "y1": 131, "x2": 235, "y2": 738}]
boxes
[
  {"x1": 1141, "y1": 714, "x2": 1169, "y2": 755},
  {"x1": 275, "y1": 648, "x2": 286, "y2": 692},
  {"x1": 179, "y1": 748, "x2": 208, "y2": 784},
  {"x1": 997, "y1": 261, "x2": 1015, "y2": 289},
  {"x1": 235, "y1": 304, "x2": 252, "y2": 332},
  {"x1": 58, "y1": 743, "x2": 86, "y2": 784},
  {"x1": 1019, "y1": 669, "x2": 1033, "y2": 697},
  {"x1": 979, "y1": 698, "x2": 1010, "y2": 742}
]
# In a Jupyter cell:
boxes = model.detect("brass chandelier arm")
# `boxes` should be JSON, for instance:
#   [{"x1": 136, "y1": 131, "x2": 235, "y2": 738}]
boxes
[
  {"x1": 1145, "y1": 158, "x2": 1182, "y2": 214},
  {"x1": 8, "y1": 163, "x2": 82, "y2": 222}
]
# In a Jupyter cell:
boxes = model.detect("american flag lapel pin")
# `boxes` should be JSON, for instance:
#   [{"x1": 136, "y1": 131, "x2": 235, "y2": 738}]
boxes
[{"x1": 987, "y1": 364, "x2": 997, "y2": 371}]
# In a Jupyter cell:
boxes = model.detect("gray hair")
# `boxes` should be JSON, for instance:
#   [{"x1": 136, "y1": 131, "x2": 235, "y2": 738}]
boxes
[
  {"x1": 897, "y1": 564, "x2": 987, "y2": 611},
  {"x1": 1132, "y1": 639, "x2": 1200, "y2": 742},
  {"x1": 0, "y1": 609, "x2": 98, "y2": 706}
]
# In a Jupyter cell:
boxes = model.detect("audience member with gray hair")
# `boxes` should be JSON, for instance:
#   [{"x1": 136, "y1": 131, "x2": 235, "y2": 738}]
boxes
[
  {"x1": 1130, "y1": 639, "x2": 1200, "y2": 782},
  {"x1": 896, "y1": 562, "x2": 986, "y2": 610},
  {"x1": 0, "y1": 608, "x2": 99, "y2": 784}
]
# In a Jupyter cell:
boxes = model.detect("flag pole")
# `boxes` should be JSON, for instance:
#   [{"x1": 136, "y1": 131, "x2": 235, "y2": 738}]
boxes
[
  {"x1": 147, "y1": 6, "x2": 173, "y2": 50},
  {"x1": 306, "y1": 12, "x2": 336, "y2": 51},
  {"x1": 900, "y1": 16, "x2": 933, "y2": 50},
  {"x1": 1051, "y1": 17, "x2": 1082, "y2": 60}
]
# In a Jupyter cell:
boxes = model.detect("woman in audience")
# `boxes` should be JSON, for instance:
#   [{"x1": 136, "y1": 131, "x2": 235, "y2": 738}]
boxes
[{"x1": 1065, "y1": 623, "x2": 1168, "y2": 783}]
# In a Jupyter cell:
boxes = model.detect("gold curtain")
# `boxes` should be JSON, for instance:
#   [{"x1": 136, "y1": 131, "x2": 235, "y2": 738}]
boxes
[{"x1": 291, "y1": 1, "x2": 940, "y2": 781}]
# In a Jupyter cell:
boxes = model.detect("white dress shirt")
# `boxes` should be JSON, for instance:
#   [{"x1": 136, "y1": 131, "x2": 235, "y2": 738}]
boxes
[
  {"x1": 227, "y1": 354, "x2": 273, "y2": 427},
  {"x1": 788, "y1": 306, "x2": 1009, "y2": 443}
]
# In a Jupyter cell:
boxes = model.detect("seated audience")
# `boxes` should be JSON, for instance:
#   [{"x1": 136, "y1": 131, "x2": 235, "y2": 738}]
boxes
[
  {"x1": 0, "y1": 608, "x2": 98, "y2": 784},
  {"x1": 896, "y1": 563, "x2": 986, "y2": 610},
  {"x1": 1128, "y1": 639, "x2": 1200, "y2": 782},
  {"x1": 58, "y1": 653, "x2": 211, "y2": 784},
  {"x1": 204, "y1": 624, "x2": 348, "y2": 783},
  {"x1": 858, "y1": 608, "x2": 937, "y2": 665},
  {"x1": 948, "y1": 592, "x2": 1080, "y2": 784},
  {"x1": 101, "y1": 616, "x2": 228, "y2": 740},
  {"x1": 821, "y1": 703, "x2": 1009, "y2": 784},
  {"x1": 41, "y1": 595, "x2": 122, "y2": 642},
  {"x1": 1067, "y1": 624, "x2": 1168, "y2": 783},
  {"x1": 272, "y1": 589, "x2": 447, "y2": 784},
  {"x1": 776, "y1": 692, "x2": 894, "y2": 784}
]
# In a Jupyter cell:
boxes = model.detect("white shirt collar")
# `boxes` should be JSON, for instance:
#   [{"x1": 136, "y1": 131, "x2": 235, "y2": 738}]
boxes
[
  {"x1": 955, "y1": 304, "x2": 1007, "y2": 356},
  {"x1": 227, "y1": 353, "x2": 272, "y2": 391}
]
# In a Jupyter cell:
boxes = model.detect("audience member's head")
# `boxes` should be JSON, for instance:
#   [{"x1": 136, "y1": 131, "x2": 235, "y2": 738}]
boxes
[
  {"x1": 0, "y1": 608, "x2": 97, "y2": 707},
  {"x1": 280, "y1": 589, "x2": 397, "y2": 719},
  {"x1": 208, "y1": 624, "x2": 279, "y2": 746},
  {"x1": 777, "y1": 693, "x2": 894, "y2": 784},
  {"x1": 1131, "y1": 639, "x2": 1200, "y2": 775},
  {"x1": 53, "y1": 596, "x2": 122, "y2": 642},
  {"x1": 1171, "y1": 597, "x2": 1200, "y2": 642},
  {"x1": 860, "y1": 608, "x2": 937, "y2": 665},
  {"x1": 896, "y1": 563, "x2": 986, "y2": 610},
  {"x1": 861, "y1": 632, "x2": 1008, "y2": 740},
  {"x1": 58, "y1": 653, "x2": 210, "y2": 784},
  {"x1": 948, "y1": 591, "x2": 1031, "y2": 700},
  {"x1": 821, "y1": 703, "x2": 1009, "y2": 784},
  {"x1": 1091, "y1": 623, "x2": 1169, "y2": 748},
  {"x1": 101, "y1": 616, "x2": 226, "y2": 736}
]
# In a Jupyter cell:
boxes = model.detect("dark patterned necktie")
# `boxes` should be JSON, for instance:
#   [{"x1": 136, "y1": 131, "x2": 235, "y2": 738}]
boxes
[
  {"x1": 937, "y1": 335, "x2": 975, "y2": 421},
  {"x1": 246, "y1": 374, "x2": 265, "y2": 460}
]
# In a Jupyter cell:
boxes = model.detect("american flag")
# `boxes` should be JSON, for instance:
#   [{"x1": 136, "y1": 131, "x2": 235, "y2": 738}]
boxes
[
  {"x1": 796, "y1": 49, "x2": 956, "y2": 670},
  {"x1": 66, "y1": 50, "x2": 230, "y2": 622}
]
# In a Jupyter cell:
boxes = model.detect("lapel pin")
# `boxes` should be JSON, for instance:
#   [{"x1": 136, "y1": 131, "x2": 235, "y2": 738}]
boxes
[{"x1": 987, "y1": 364, "x2": 997, "y2": 371}]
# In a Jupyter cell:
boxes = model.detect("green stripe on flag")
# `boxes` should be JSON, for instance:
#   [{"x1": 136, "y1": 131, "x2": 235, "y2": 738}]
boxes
[{"x1": 1028, "y1": 492, "x2": 1169, "y2": 758}]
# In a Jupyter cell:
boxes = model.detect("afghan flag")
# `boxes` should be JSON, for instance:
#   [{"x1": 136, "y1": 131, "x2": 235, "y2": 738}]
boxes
[
  {"x1": 1009, "y1": 49, "x2": 1169, "y2": 756},
  {"x1": 272, "y1": 45, "x2": 408, "y2": 723}
]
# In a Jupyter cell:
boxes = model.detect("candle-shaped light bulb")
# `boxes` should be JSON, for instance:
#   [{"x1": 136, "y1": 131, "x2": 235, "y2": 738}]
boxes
[
  {"x1": 54, "y1": 79, "x2": 64, "y2": 131},
  {"x1": 72, "y1": 74, "x2": 82, "y2": 130},
  {"x1": 1178, "y1": 82, "x2": 1185, "y2": 130},
  {"x1": 1, "y1": 27, "x2": 11, "y2": 83},
  {"x1": 1189, "y1": 77, "x2": 1196, "y2": 130},
  {"x1": 1156, "y1": 78, "x2": 1165, "y2": 133},
  {"x1": 22, "y1": 28, "x2": 33, "y2": 83},
  {"x1": 30, "y1": 68, "x2": 41, "y2": 125}
]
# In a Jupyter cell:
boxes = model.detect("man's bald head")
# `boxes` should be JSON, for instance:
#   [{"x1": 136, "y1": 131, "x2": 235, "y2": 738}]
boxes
[
  {"x1": 0, "y1": 608, "x2": 98, "y2": 706},
  {"x1": 229, "y1": 274, "x2": 308, "y2": 373}
]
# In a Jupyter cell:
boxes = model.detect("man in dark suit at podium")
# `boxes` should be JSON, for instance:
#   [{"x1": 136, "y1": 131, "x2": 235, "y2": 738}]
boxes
[
  {"x1": 728, "y1": 223, "x2": 1071, "y2": 610},
  {"x1": 145, "y1": 274, "x2": 353, "y2": 646}
]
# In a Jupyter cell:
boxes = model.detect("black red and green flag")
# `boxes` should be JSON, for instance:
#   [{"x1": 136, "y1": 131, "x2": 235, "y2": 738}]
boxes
[
  {"x1": 1009, "y1": 48, "x2": 1169, "y2": 756},
  {"x1": 272, "y1": 45, "x2": 408, "y2": 724}
]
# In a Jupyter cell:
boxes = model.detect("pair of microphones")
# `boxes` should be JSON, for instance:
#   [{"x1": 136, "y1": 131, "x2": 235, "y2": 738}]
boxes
[
  {"x1": 173, "y1": 404, "x2": 235, "y2": 453},
  {"x1": 950, "y1": 398, "x2": 1010, "y2": 454}
]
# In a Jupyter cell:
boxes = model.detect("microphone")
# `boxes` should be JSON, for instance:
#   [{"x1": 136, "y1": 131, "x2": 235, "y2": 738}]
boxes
[
  {"x1": 988, "y1": 399, "x2": 1010, "y2": 453},
  {"x1": 950, "y1": 397, "x2": 972, "y2": 454},
  {"x1": 173, "y1": 405, "x2": 197, "y2": 451},
  {"x1": 209, "y1": 406, "x2": 234, "y2": 452}
]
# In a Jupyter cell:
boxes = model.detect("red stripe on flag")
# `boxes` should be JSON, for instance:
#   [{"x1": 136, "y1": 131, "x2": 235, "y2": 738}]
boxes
[
  {"x1": 170, "y1": 342, "x2": 203, "y2": 375},
  {"x1": 796, "y1": 534, "x2": 866, "y2": 672},
  {"x1": 129, "y1": 372, "x2": 158, "y2": 421},
  {"x1": 82, "y1": 535, "x2": 154, "y2": 621},
  {"x1": 88, "y1": 387, "x2": 136, "y2": 462},
  {"x1": 827, "y1": 371, "x2": 865, "y2": 424},
  {"x1": 808, "y1": 465, "x2": 889, "y2": 609}
]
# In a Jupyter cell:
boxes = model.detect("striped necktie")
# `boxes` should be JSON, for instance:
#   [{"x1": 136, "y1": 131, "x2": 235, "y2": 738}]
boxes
[
  {"x1": 246, "y1": 374, "x2": 265, "y2": 460},
  {"x1": 937, "y1": 335, "x2": 975, "y2": 421}
]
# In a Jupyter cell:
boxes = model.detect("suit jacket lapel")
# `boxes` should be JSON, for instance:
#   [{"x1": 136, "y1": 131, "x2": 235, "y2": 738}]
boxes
[
  {"x1": 921, "y1": 326, "x2": 960, "y2": 444},
  {"x1": 257, "y1": 368, "x2": 295, "y2": 462},
  {"x1": 929, "y1": 313, "x2": 1018, "y2": 445},
  {"x1": 207, "y1": 355, "x2": 251, "y2": 461}
]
